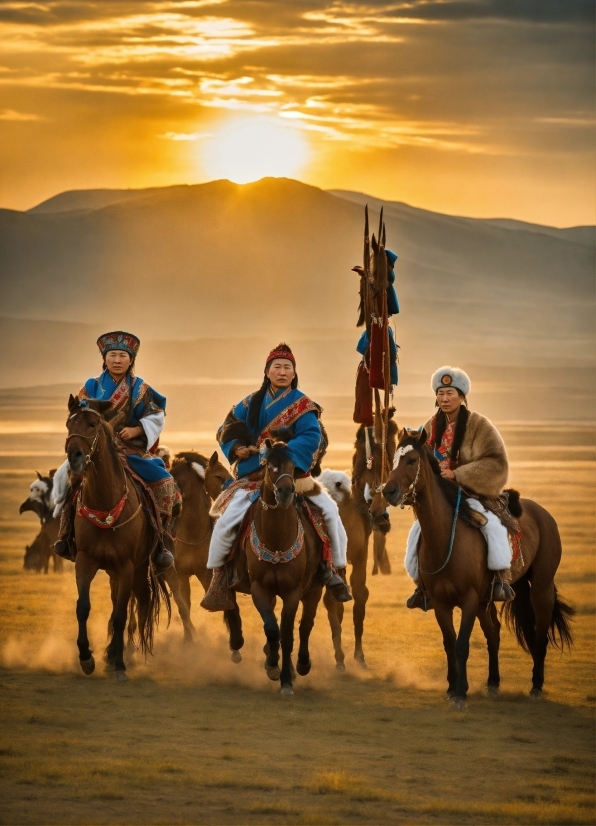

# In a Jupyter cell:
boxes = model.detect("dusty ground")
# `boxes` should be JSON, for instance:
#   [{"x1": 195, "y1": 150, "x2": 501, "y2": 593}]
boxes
[{"x1": 0, "y1": 396, "x2": 594, "y2": 825}]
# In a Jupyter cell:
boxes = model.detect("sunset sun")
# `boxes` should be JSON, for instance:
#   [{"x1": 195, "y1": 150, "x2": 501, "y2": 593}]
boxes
[{"x1": 202, "y1": 118, "x2": 310, "y2": 184}]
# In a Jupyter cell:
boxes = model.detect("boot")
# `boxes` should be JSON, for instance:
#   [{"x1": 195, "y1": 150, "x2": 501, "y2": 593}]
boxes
[
  {"x1": 153, "y1": 520, "x2": 176, "y2": 571},
  {"x1": 54, "y1": 538, "x2": 76, "y2": 562},
  {"x1": 153, "y1": 547, "x2": 175, "y2": 570},
  {"x1": 200, "y1": 567, "x2": 236, "y2": 612},
  {"x1": 492, "y1": 570, "x2": 515, "y2": 602},
  {"x1": 406, "y1": 586, "x2": 432, "y2": 611},
  {"x1": 318, "y1": 563, "x2": 352, "y2": 603}
]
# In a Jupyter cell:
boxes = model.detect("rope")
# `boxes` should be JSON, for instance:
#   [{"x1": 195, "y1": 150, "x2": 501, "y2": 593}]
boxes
[{"x1": 419, "y1": 487, "x2": 462, "y2": 576}]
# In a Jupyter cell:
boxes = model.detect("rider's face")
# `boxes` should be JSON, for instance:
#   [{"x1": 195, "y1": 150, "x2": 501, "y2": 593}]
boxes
[
  {"x1": 266, "y1": 359, "x2": 295, "y2": 392},
  {"x1": 105, "y1": 350, "x2": 132, "y2": 379},
  {"x1": 436, "y1": 387, "x2": 463, "y2": 419}
]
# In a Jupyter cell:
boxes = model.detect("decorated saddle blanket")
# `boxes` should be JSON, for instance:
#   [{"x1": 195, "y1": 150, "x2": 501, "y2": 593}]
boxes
[{"x1": 119, "y1": 456, "x2": 181, "y2": 530}]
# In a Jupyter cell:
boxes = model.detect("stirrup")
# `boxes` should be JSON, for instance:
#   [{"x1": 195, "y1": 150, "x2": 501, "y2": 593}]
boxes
[
  {"x1": 491, "y1": 580, "x2": 515, "y2": 602},
  {"x1": 54, "y1": 539, "x2": 76, "y2": 562},
  {"x1": 153, "y1": 548, "x2": 175, "y2": 571},
  {"x1": 406, "y1": 587, "x2": 432, "y2": 611}
]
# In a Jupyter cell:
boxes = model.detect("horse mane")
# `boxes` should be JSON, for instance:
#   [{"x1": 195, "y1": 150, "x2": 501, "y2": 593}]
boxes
[
  {"x1": 265, "y1": 440, "x2": 293, "y2": 466},
  {"x1": 173, "y1": 451, "x2": 208, "y2": 468}
]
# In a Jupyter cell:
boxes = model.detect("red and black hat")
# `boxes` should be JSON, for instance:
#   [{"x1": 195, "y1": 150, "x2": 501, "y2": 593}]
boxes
[
  {"x1": 264, "y1": 342, "x2": 295, "y2": 372},
  {"x1": 97, "y1": 331, "x2": 140, "y2": 358}
]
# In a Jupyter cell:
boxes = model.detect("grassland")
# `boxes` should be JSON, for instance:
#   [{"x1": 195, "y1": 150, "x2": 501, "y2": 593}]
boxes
[{"x1": 0, "y1": 393, "x2": 594, "y2": 825}]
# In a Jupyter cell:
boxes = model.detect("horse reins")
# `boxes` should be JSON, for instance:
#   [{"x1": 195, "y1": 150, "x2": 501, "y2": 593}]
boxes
[{"x1": 419, "y1": 487, "x2": 462, "y2": 575}]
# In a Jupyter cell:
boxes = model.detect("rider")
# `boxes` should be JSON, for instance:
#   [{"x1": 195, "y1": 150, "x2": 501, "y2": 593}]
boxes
[
  {"x1": 406, "y1": 366, "x2": 516, "y2": 609},
  {"x1": 54, "y1": 331, "x2": 175, "y2": 570},
  {"x1": 203, "y1": 343, "x2": 351, "y2": 605}
]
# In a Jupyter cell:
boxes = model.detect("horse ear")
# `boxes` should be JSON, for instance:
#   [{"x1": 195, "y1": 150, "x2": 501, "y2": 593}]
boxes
[
  {"x1": 418, "y1": 428, "x2": 428, "y2": 446},
  {"x1": 36, "y1": 471, "x2": 43, "y2": 481},
  {"x1": 209, "y1": 451, "x2": 218, "y2": 467},
  {"x1": 68, "y1": 394, "x2": 78, "y2": 413}
]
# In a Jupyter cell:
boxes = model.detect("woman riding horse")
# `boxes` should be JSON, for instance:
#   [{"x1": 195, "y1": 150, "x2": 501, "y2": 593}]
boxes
[
  {"x1": 407, "y1": 365, "x2": 515, "y2": 609},
  {"x1": 54, "y1": 331, "x2": 175, "y2": 570},
  {"x1": 202, "y1": 342, "x2": 351, "y2": 607}
]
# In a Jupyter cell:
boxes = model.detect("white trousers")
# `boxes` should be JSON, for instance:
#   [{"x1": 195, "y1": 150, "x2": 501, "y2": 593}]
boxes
[
  {"x1": 207, "y1": 489, "x2": 348, "y2": 569},
  {"x1": 404, "y1": 502, "x2": 512, "y2": 582}
]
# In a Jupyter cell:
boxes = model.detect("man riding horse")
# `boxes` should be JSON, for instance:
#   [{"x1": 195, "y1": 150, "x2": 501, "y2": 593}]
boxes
[
  {"x1": 202, "y1": 343, "x2": 351, "y2": 606},
  {"x1": 407, "y1": 366, "x2": 516, "y2": 609},
  {"x1": 54, "y1": 331, "x2": 176, "y2": 570}
]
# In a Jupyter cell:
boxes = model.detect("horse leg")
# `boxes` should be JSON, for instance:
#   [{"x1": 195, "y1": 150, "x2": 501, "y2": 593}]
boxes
[
  {"x1": 161, "y1": 567, "x2": 194, "y2": 643},
  {"x1": 529, "y1": 582, "x2": 556, "y2": 697},
  {"x1": 323, "y1": 589, "x2": 345, "y2": 670},
  {"x1": 434, "y1": 603, "x2": 457, "y2": 698},
  {"x1": 453, "y1": 592, "x2": 479, "y2": 707},
  {"x1": 179, "y1": 572, "x2": 192, "y2": 612},
  {"x1": 351, "y1": 556, "x2": 369, "y2": 667},
  {"x1": 223, "y1": 592, "x2": 244, "y2": 663},
  {"x1": 111, "y1": 562, "x2": 135, "y2": 681},
  {"x1": 279, "y1": 590, "x2": 301, "y2": 695},
  {"x1": 477, "y1": 601, "x2": 501, "y2": 695},
  {"x1": 297, "y1": 587, "x2": 322, "y2": 677},
  {"x1": 251, "y1": 581, "x2": 280, "y2": 680},
  {"x1": 75, "y1": 554, "x2": 99, "y2": 675},
  {"x1": 105, "y1": 575, "x2": 119, "y2": 669}
]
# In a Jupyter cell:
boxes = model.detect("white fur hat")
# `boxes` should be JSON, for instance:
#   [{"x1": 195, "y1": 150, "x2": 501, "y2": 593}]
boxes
[{"x1": 431, "y1": 366, "x2": 471, "y2": 396}]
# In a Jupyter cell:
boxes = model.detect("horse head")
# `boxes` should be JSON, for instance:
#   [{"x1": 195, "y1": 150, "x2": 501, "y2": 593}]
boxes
[
  {"x1": 172, "y1": 451, "x2": 231, "y2": 500},
  {"x1": 19, "y1": 471, "x2": 55, "y2": 522},
  {"x1": 263, "y1": 438, "x2": 295, "y2": 509},
  {"x1": 204, "y1": 451, "x2": 232, "y2": 499},
  {"x1": 352, "y1": 409, "x2": 397, "y2": 531},
  {"x1": 381, "y1": 427, "x2": 427, "y2": 508},
  {"x1": 65, "y1": 394, "x2": 112, "y2": 474}
]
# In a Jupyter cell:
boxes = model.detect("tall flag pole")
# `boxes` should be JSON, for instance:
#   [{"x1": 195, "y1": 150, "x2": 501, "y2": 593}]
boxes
[{"x1": 352, "y1": 205, "x2": 399, "y2": 483}]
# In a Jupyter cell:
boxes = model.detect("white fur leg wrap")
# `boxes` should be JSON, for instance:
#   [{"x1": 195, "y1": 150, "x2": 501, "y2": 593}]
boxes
[
  {"x1": 207, "y1": 490, "x2": 253, "y2": 569},
  {"x1": 307, "y1": 490, "x2": 347, "y2": 568},
  {"x1": 404, "y1": 520, "x2": 421, "y2": 582},
  {"x1": 467, "y1": 499, "x2": 512, "y2": 570}
]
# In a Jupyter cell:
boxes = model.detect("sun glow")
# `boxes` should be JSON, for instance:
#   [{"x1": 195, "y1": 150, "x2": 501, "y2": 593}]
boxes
[{"x1": 201, "y1": 118, "x2": 310, "y2": 184}]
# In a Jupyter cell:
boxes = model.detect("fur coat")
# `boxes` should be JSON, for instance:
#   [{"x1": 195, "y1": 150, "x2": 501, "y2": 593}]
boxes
[{"x1": 424, "y1": 410, "x2": 508, "y2": 498}]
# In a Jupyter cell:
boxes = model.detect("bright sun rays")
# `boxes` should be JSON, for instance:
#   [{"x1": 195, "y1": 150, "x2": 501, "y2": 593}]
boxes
[{"x1": 201, "y1": 118, "x2": 311, "y2": 184}]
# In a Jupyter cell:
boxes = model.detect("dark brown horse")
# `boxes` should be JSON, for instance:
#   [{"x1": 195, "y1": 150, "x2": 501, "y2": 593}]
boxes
[
  {"x1": 170, "y1": 452, "x2": 244, "y2": 658},
  {"x1": 380, "y1": 428, "x2": 573, "y2": 707},
  {"x1": 20, "y1": 471, "x2": 63, "y2": 573},
  {"x1": 321, "y1": 412, "x2": 397, "y2": 669},
  {"x1": 65, "y1": 395, "x2": 170, "y2": 681},
  {"x1": 242, "y1": 439, "x2": 324, "y2": 695}
]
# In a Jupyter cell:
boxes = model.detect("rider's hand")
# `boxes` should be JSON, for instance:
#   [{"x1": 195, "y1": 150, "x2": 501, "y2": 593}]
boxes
[
  {"x1": 235, "y1": 446, "x2": 259, "y2": 460},
  {"x1": 119, "y1": 426, "x2": 143, "y2": 441},
  {"x1": 441, "y1": 468, "x2": 456, "y2": 480}
]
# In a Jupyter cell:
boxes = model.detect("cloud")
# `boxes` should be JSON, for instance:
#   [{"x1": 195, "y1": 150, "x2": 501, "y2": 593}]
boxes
[
  {"x1": 0, "y1": 107, "x2": 43, "y2": 120},
  {"x1": 158, "y1": 130, "x2": 213, "y2": 139}
]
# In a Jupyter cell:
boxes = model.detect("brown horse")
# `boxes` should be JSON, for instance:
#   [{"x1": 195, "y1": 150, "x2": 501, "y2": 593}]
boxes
[
  {"x1": 242, "y1": 438, "x2": 324, "y2": 695},
  {"x1": 170, "y1": 451, "x2": 244, "y2": 658},
  {"x1": 321, "y1": 413, "x2": 397, "y2": 669},
  {"x1": 65, "y1": 395, "x2": 170, "y2": 681},
  {"x1": 20, "y1": 471, "x2": 63, "y2": 573},
  {"x1": 380, "y1": 428, "x2": 573, "y2": 707}
]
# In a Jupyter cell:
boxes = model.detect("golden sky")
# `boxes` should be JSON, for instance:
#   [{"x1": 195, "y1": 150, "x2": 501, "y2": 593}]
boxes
[{"x1": 0, "y1": 0, "x2": 593, "y2": 225}]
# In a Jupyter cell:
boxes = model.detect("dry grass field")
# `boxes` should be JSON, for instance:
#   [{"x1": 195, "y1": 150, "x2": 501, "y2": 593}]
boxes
[{"x1": 0, "y1": 393, "x2": 594, "y2": 825}]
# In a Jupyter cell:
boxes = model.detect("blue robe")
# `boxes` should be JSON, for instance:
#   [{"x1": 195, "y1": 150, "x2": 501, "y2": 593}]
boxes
[
  {"x1": 81, "y1": 372, "x2": 170, "y2": 483},
  {"x1": 220, "y1": 387, "x2": 322, "y2": 479}
]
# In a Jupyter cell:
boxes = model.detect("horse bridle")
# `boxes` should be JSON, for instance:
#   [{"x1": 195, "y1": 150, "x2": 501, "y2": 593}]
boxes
[
  {"x1": 397, "y1": 455, "x2": 421, "y2": 509},
  {"x1": 261, "y1": 472, "x2": 296, "y2": 510},
  {"x1": 65, "y1": 409, "x2": 102, "y2": 470}
]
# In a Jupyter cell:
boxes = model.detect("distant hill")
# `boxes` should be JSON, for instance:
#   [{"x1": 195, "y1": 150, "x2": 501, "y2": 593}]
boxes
[{"x1": 1, "y1": 178, "x2": 593, "y2": 392}]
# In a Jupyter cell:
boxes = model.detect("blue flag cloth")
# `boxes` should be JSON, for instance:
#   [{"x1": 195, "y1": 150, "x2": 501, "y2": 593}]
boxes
[{"x1": 385, "y1": 249, "x2": 399, "y2": 316}]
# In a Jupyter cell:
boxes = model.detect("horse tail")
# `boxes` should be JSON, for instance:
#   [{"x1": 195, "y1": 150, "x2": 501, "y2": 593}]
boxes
[
  {"x1": 548, "y1": 586, "x2": 574, "y2": 651},
  {"x1": 138, "y1": 562, "x2": 172, "y2": 657},
  {"x1": 502, "y1": 573, "x2": 574, "y2": 653},
  {"x1": 502, "y1": 572, "x2": 535, "y2": 653},
  {"x1": 127, "y1": 594, "x2": 138, "y2": 652}
]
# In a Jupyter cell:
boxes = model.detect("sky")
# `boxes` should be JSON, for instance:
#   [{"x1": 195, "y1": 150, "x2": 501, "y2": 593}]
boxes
[{"x1": 0, "y1": 0, "x2": 594, "y2": 226}]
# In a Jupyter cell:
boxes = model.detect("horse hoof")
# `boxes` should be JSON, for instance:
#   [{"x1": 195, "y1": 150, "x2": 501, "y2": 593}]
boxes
[
  {"x1": 114, "y1": 670, "x2": 128, "y2": 682},
  {"x1": 280, "y1": 684, "x2": 294, "y2": 697},
  {"x1": 335, "y1": 662, "x2": 346, "y2": 672},
  {"x1": 487, "y1": 685, "x2": 500, "y2": 698},
  {"x1": 103, "y1": 662, "x2": 115, "y2": 673},
  {"x1": 450, "y1": 696, "x2": 466, "y2": 711},
  {"x1": 80, "y1": 655, "x2": 95, "y2": 675},
  {"x1": 355, "y1": 655, "x2": 368, "y2": 669},
  {"x1": 296, "y1": 659, "x2": 311, "y2": 677},
  {"x1": 230, "y1": 650, "x2": 242, "y2": 664},
  {"x1": 529, "y1": 688, "x2": 543, "y2": 699},
  {"x1": 266, "y1": 666, "x2": 281, "y2": 681}
]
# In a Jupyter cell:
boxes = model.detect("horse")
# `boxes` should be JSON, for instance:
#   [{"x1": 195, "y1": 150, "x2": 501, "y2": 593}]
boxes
[
  {"x1": 241, "y1": 438, "x2": 324, "y2": 696},
  {"x1": 379, "y1": 427, "x2": 574, "y2": 707},
  {"x1": 319, "y1": 412, "x2": 397, "y2": 669},
  {"x1": 64, "y1": 394, "x2": 170, "y2": 681},
  {"x1": 20, "y1": 470, "x2": 63, "y2": 573},
  {"x1": 169, "y1": 451, "x2": 244, "y2": 659}
]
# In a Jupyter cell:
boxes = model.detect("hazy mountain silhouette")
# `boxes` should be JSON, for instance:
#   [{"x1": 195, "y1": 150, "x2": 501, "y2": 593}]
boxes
[{"x1": 1, "y1": 177, "x2": 593, "y2": 411}]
